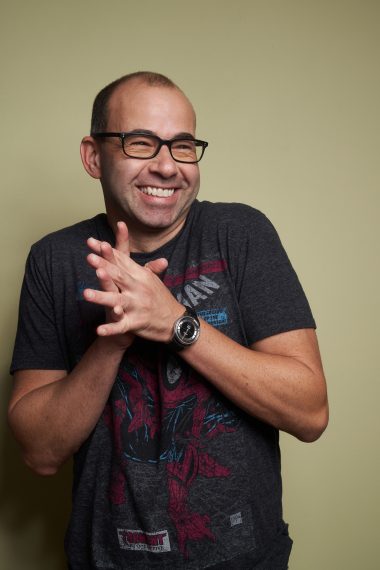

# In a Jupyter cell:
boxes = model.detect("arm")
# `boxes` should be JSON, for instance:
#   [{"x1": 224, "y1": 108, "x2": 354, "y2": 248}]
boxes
[
  {"x1": 180, "y1": 323, "x2": 328, "y2": 442},
  {"x1": 8, "y1": 225, "x2": 167, "y2": 475},
  {"x1": 8, "y1": 337, "x2": 128, "y2": 476},
  {"x1": 84, "y1": 225, "x2": 328, "y2": 443}
]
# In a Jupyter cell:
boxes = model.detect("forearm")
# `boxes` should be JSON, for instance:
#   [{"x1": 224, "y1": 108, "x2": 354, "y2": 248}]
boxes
[
  {"x1": 180, "y1": 321, "x2": 328, "y2": 442},
  {"x1": 8, "y1": 337, "x2": 127, "y2": 475},
  {"x1": 83, "y1": 234, "x2": 328, "y2": 441}
]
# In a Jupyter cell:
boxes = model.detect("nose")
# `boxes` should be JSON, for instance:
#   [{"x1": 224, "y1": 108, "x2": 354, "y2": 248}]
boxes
[{"x1": 148, "y1": 143, "x2": 178, "y2": 178}]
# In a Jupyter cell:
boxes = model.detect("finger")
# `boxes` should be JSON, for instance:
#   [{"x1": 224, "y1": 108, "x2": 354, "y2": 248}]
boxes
[
  {"x1": 115, "y1": 221, "x2": 130, "y2": 255},
  {"x1": 87, "y1": 252, "x2": 103, "y2": 269},
  {"x1": 96, "y1": 267, "x2": 119, "y2": 293},
  {"x1": 87, "y1": 237, "x2": 103, "y2": 255},
  {"x1": 111, "y1": 305, "x2": 124, "y2": 320},
  {"x1": 106, "y1": 305, "x2": 125, "y2": 323},
  {"x1": 88, "y1": 236, "x2": 125, "y2": 268},
  {"x1": 100, "y1": 241, "x2": 116, "y2": 264},
  {"x1": 83, "y1": 288, "x2": 124, "y2": 309},
  {"x1": 87, "y1": 253, "x2": 120, "y2": 277},
  {"x1": 88, "y1": 255, "x2": 133, "y2": 293},
  {"x1": 145, "y1": 257, "x2": 168, "y2": 275},
  {"x1": 88, "y1": 238, "x2": 117, "y2": 264},
  {"x1": 97, "y1": 318, "x2": 129, "y2": 337}
]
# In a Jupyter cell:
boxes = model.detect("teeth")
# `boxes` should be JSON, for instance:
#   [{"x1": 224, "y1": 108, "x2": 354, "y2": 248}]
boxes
[{"x1": 140, "y1": 186, "x2": 175, "y2": 197}]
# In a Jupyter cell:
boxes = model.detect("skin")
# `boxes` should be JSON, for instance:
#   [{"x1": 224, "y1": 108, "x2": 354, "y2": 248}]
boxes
[
  {"x1": 80, "y1": 80, "x2": 201, "y2": 252},
  {"x1": 84, "y1": 226, "x2": 328, "y2": 444},
  {"x1": 8, "y1": 81, "x2": 328, "y2": 476}
]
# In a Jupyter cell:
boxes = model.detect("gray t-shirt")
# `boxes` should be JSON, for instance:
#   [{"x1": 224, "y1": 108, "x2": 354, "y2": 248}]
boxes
[{"x1": 11, "y1": 201, "x2": 315, "y2": 569}]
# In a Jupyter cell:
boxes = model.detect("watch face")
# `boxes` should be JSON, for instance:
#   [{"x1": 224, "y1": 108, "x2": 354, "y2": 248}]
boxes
[{"x1": 175, "y1": 316, "x2": 200, "y2": 345}]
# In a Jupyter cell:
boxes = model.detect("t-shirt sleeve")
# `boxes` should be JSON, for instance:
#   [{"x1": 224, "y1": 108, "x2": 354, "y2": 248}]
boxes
[
  {"x1": 10, "y1": 245, "x2": 67, "y2": 373},
  {"x1": 232, "y1": 209, "x2": 316, "y2": 345}
]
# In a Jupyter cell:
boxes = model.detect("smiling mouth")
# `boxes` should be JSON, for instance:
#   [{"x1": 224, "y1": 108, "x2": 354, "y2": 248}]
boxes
[{"x1": 139, "y1": 186, "x2": 175, "y2": 197}]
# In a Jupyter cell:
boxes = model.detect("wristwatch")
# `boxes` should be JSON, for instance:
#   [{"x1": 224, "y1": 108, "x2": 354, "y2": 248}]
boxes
[{"x1": 170, "y1": 307, "x2": 200, "y2": 351}]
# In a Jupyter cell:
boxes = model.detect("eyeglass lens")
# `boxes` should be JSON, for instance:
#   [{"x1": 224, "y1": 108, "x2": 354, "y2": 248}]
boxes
[{"x1": 123, "y1": 134, "x2": 203, "y2": 163}]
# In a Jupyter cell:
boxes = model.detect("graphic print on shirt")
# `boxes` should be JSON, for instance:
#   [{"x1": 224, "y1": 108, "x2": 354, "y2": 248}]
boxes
[
  {"x1": 103, "y1": 350, "x2": 239, "y2": 558},
  {"x1": 163, "y1": 260, "x2": 227, "y2": 308},
  {"x1": 102, "y1": 259, "x2": 240, "y2": 558}
]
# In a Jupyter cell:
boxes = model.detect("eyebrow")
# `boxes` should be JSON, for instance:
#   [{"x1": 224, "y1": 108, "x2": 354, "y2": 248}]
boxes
[{"x1": 127, "y1": 129, "x2": 195, "y2": 140}]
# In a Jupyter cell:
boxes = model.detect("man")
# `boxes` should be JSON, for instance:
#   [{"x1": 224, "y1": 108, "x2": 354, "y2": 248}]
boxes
[{"x1": 9, "y1": 71, "x2": 328, "y2": 569}]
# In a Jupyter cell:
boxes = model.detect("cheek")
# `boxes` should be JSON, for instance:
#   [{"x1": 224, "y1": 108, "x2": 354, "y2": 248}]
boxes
[
  {"x1": 191, "y1": 172, "x2": 201, "y2": 194},
  {"x1": 183, "y1": 165, "x2": 200, "y2": 189},
  {"x1": 102, "y1": 160, "x2": 141, "y2": 189}
]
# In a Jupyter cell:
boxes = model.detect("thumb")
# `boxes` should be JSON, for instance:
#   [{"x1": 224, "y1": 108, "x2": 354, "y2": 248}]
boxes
[
  {"x1": 115, "y1": 221, "x2": 130, "y2": 254},
  {"x1": 145, "y1": 257, "x2": 168, "y2": 275}
]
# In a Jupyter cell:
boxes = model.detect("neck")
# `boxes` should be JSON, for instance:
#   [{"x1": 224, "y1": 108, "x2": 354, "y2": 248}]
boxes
[{"x1": 107, "y1": 215, "x2": 187, "y2": 254}]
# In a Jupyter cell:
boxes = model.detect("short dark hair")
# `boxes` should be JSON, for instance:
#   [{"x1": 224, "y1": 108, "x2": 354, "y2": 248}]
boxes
[{"x1": 90, "y1": 71, "x2": 177, "y2": 133}]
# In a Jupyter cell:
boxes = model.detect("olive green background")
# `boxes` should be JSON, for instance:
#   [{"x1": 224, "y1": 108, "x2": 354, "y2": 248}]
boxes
[{"x1": 1, "y1": 1, "x2": 379, "y2": 568}]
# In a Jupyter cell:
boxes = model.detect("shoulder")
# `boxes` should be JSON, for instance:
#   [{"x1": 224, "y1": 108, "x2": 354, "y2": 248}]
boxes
[
  {"x1": 29, "y1": 214, "x2": 106, "y2": 260},
  {"x1": 194, "y1": 200, "x2": 278, "y2": 238}
]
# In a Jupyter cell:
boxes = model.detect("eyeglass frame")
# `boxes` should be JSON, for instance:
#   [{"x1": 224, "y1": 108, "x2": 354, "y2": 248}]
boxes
[{"x1": 91, "y1": 131, "x2": 209, "y2": 164}]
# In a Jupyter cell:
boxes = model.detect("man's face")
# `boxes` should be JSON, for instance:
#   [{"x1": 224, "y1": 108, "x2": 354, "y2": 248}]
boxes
[{"x1": 94, "y1": 81, "x2": 200, "y2": 245}]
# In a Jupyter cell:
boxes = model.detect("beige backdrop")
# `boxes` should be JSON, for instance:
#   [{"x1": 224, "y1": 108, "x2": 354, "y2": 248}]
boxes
[{"x1": 1, "y1": 1, "x2": 379, "y2": 568}]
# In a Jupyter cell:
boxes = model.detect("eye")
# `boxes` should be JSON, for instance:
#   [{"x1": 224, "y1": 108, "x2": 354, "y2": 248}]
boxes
[
  {"x1": 126, "y1": 135, "x2": 155, "y2": 148},
  {"x1": 123, "y1": 135, "x2": 157, "y2": 157},
  {"x1": 172, "y1": 140, "x2": 196, "y2": 151}
]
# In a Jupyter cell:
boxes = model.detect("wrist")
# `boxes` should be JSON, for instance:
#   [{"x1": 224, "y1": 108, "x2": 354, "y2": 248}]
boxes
[
  {"x1": 168, "y1": 306, "x2": 200, "y2": 351},
  {"x1": 95, "y1": 334, "x2": 134, "y2": 355}
]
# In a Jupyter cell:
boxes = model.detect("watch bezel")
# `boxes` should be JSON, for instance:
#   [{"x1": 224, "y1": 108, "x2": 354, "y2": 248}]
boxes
[
  {"x1": 173, "y1": 315, "x2": 200, "y2": 346},
  {"x1": 171, "y1": 307, "x2": 200, "y2": 350}
]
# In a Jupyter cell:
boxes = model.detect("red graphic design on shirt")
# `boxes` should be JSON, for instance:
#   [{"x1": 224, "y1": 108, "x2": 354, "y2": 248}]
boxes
[{"x1": 103, "y1": 348, "x2": 238, "y2": 557}]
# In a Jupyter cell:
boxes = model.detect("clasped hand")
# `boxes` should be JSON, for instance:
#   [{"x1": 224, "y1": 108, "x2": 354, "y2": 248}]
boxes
[{"x1": 83, "y1": 221, "x2": 183, "y2": 344}]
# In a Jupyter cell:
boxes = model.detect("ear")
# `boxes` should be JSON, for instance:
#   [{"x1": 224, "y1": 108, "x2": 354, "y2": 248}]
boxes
[{"x1": 80, "y1": 136, "x2": 101, "y2": 179}]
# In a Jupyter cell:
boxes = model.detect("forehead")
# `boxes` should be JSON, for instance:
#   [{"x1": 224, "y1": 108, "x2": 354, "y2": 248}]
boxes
[{"x1": 106, "y1": 81, "x2": 196, "y2": 136}]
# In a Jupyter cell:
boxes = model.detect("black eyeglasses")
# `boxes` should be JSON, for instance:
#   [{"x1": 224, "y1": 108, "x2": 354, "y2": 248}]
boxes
[{"x1": 92, "y1": 131, "x2": 208, "y2": 164}]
